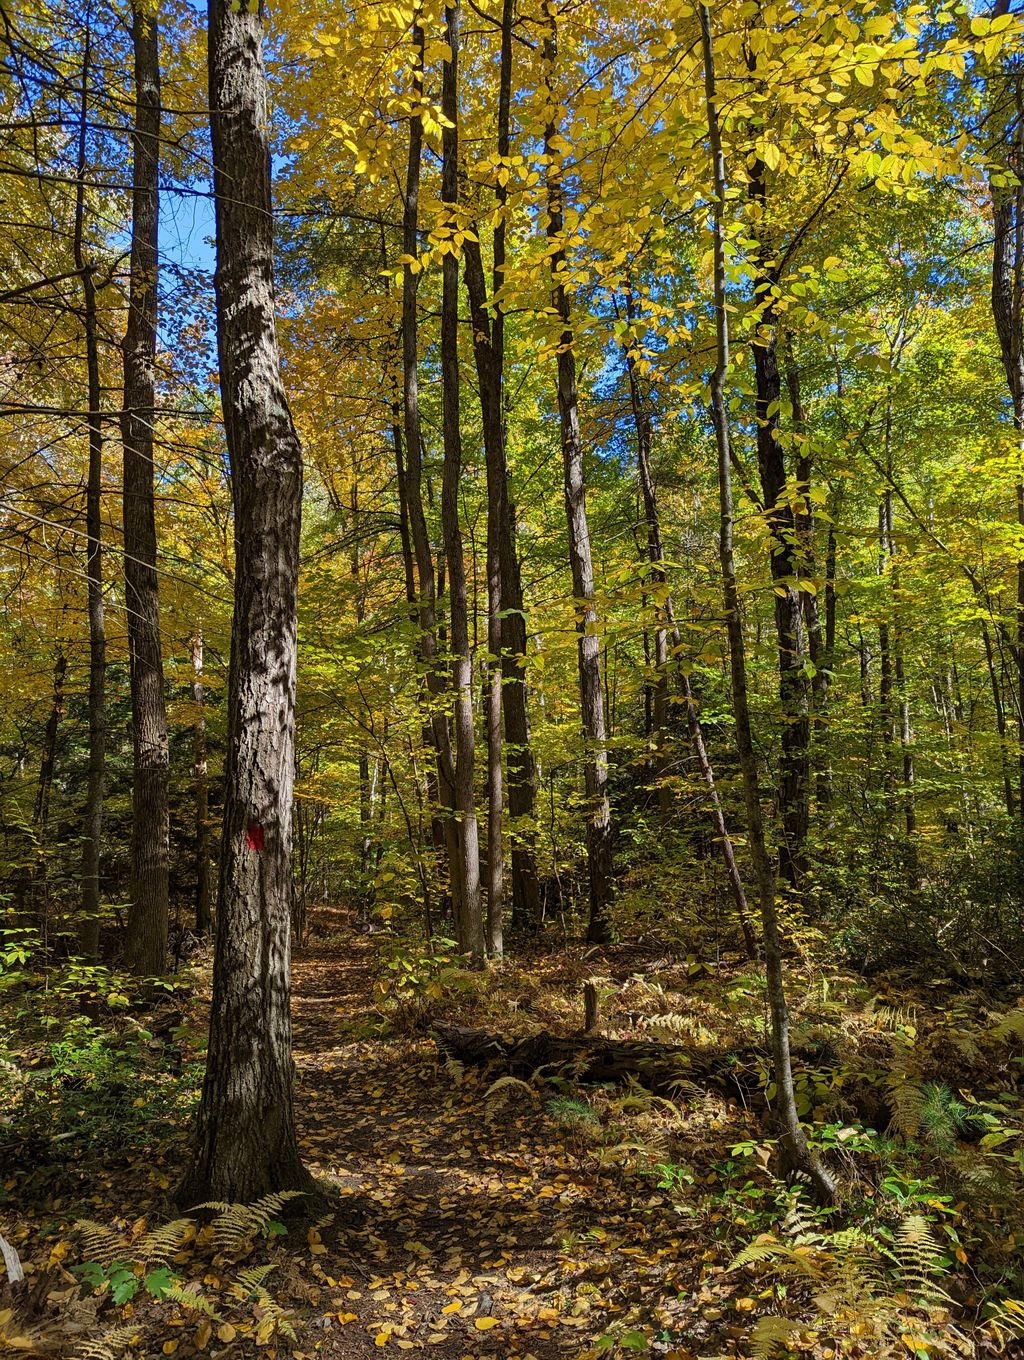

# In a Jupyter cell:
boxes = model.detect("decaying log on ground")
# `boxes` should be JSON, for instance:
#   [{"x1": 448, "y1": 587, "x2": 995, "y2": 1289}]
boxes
[{"x1": 432, "y1": 1022, "x2": 761, "y2": 1100}]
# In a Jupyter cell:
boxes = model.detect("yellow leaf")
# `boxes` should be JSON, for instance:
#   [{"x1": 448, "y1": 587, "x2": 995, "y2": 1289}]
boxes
[
  {"x1": 163, "y1": 1343, "x2": 179, "y2": 1356},
  {"x1": 195, "y1": 1320, "x2": 212, "y2": 1349},
  {"x1": 474, "y1": 1317, "x2": 500, "y2": 1330},
  {"x1": 374, "y1": 1331, "x2": 391, "y2": 1346},
  {"x1": 217, "y1": 1323, "x2": 237, "y2": 1343},
  {"x1": 735, "y1": 1297, "x2": 756, "y2": 1312}
]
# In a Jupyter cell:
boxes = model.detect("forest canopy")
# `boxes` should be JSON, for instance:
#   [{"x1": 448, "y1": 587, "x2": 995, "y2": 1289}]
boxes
[{"x1": 2, "y1": 0, "x2": 1024, "y2": 1355}]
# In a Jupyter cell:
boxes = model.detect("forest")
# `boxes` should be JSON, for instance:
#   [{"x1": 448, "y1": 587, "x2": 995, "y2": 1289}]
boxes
[{"x1": 2, "y1": 0, "x2": 1024, "y2": 1354}]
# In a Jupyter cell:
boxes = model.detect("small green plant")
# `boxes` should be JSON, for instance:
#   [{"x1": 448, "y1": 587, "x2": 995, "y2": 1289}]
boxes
[
  {"x1": 545, "y1": 1095, "x2": 599, "y2": 1129},
  {"x1": 373, "y1": 937, "x2": 483, "y2": 1026}
]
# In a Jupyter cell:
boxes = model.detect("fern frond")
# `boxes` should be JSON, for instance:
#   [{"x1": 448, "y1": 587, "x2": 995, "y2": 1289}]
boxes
[
  {"x1": 165, "y1": 1282, "x2": 217, "y2": 1317},
  {"x1": 748, "y1": 1313, "x2": 803, "y2": 1360},
  {"x1": 73, "y1": 1221, "x2": 126, "y2": 1263},
  {"x1": 990, "y1": 1009, "x2": 1024, "y2": 1044},
  {"x1": 76, "y1": 1324, "x2": 139, "y2": 1359},
  {"x1": 888, "y1": 1080, "x2": 926, "y2": 1138},
  {"x1": 987, "y1": 1298, "x2": 1024, "y2": 1343},
  {"x1": 483, "y1": 1074, "x2": 536, "y2": 1100},
  {"x1": 442, "y1": 1054, "x2": 464, "y2": 1085},
  {"x1": 136, "y1": 1217, "x2": 194, "y2": 1262},
  {"x1": 235, "y1": 1263, "x2": 276, "y2": 1295},
  {"x1": 198, "y1": 1190, "x2": 306, "y2": 1251}
]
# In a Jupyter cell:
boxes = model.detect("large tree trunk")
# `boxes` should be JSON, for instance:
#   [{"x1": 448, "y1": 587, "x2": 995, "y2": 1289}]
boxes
[
  {"x1": 73, "y1": 29, "x2": 105, "y2": 961},
  {"x1": 700, "y1": 4, "x2": 835, "y2": 1205},
  {"x1": 179, "y1": 0, "x2": 311, "y2": 1205},
  {"x1": 122, "y1": 1, "x2": 169, "y2": 976},
  {"x1": 440, "y1": 0, "x2": 483, "y2": 964},
  {"x1": 543, "y1": 0, "x2": 614, "y2": 944}
]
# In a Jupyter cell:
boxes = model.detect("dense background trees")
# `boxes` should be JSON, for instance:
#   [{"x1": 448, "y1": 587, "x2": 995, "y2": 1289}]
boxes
[
  {"x1": 3, "y1": 0, "x2": 1024, "y2": 1351},
  {"x1": 1, "y1": 0, "x2": 1023, "y2": 1020}
]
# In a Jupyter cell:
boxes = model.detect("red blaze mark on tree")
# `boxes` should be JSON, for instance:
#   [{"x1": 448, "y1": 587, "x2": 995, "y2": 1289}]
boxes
[{"x1": 245, "y1": 821, "x2": 265, "y2": 852}]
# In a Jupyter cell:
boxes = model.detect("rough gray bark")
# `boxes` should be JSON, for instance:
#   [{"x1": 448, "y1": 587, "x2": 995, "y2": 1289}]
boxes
[
  {"x1": 440, "y1": 0, "x2": 483, "y2": 964},
  {"x1": 122, "y1": 1, "x2": 169, "y2": 976},
  {"x1": 700, "y1": 3, "x2": 835, "y2": 1204},
  {"x1": 73, "y1": 29, "x2": 105, "y2": 961},
  {"x1": 179, "y1": 0, "x2": 311, "y2": 1205},
  {"x1": 543, "y1": 0, "x2": 614, "y2": 944}
]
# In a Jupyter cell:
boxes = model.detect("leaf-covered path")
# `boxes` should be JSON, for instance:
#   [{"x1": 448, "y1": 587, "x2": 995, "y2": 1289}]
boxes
[{"x1": 288, "y1": 930, "x2": 709, "y2": 1359}]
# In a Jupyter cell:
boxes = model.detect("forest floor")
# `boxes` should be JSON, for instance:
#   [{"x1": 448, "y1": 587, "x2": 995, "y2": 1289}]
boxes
[
  {"x1": 287, "y1": 926, "x2": 716, "y2": 1359},
  {"x1": 3, "y1": 909, "x2": 1024, "y2": 1359}
]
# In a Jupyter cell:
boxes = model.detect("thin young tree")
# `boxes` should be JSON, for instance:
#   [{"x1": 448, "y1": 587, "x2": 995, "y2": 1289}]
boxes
[
  {"x1": 440, "y1": 0, "x2": 484, "y2": 964},
  {"x1": 179, "y1": 0, "x2": 312, "y2": 1204},
  {"x1": 73, "y1": 22, "x2": 105, "y2": 960},
  {"x1": 400, "y1": 14, "x2": 463, "y2": 936},
  {"x1": 462, "y1": 0, "x2": 542, "y2": 943},
  {"x1": 700, "y1": 2, "x2": 835, "y2": 1204},
  {"x1": 122, "y1": 0, "x2": 170, "y2": 976},
  {"x1": 542, "y1": 0, "x2": 614, "y2": 944}
]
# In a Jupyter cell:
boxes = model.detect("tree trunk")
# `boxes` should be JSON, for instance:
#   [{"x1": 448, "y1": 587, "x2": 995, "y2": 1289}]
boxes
[
  {"x1": 988, "y1": 8, "x2": 1024, "y2": 820},
  {"x1": 440, "y1": 0, "x2": 483, "y2": 964},
  {"x1": 401, "y1": 19, "x2": 461, "y2": 935},
  {"x1": 179, "y1": 0, "x2": 312, "y2": 1205},
  {"x1": 543, "y1": 0, "x2": 614, "y2": 944},
  {"x1": 783, "y1": 346, "x2": 831, "y2": 810},
  {"x1": 73, "y1": 29, "x2": 105, "y2": 961},
  {"x1": 622, "y1": 310, "x2": 756, "y2": 958},
  {"x1": 700, "y1": 3, "x2": 835, "y2": 1204},
  {"x1": 122, "y1": 1, "x2": 169, "y2": 976},
  {"x1": 462, "y1": 0, "x2": 540, "y2": 938},
  {"x1": 34, "y1": 649, "x2": 67, "y2": 835},
  {"x1": 746, "y1": 166, "x2": 810, "y2": 893},
  {"x1": 192, "y1": 631, "x2": 212, "y2": 936}
]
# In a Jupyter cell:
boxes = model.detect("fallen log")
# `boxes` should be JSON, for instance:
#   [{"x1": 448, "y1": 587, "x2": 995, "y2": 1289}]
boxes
[{"x1": 432, "y1": 1022, "x2": 762, "y2": 1101}]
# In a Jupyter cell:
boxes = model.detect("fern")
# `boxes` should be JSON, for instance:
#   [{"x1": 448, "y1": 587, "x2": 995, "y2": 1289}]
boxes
[
  {"x1": 163, "y1": 1281, "x2": 217, "y2": 1317},
  {"x1": 990, "y1": 1008, "x2": 1024, "y2": 1044},
  {"x1": 987, "y1": 1297, "x2": 1024, "y2": 1344},
  {"x1": 747, "y1": 1313, "x2": 803, "y2": 1359},
  {"x1": 234, "y1": 1263, "x2": 276, "y2": 1297},
  {"x1": 441, "y1": 1054, "x2": 465, "y2": 1085},
  {"x1": 74, "y1": 1221, "x2": 125, "y2": 1264},
  {"x1": 195, "y1": 1190, "x2": 306, "y2": 1253},
  {"x1": 888, "y1": 1079, "x2": 927, "y2": 1139},
  {"x1": 729, "y1": 1210, "x2": 963, "y2": 1360},
  {"x1": 483, "y1": 1074, "x2": 536, "y2": 1101},
  {"x1": 76, "y1": 1324, "x2": 139, "y2": 1359},
  {"x1": 135, "y1": 1217, "x2": 194, "y2": 1263}
]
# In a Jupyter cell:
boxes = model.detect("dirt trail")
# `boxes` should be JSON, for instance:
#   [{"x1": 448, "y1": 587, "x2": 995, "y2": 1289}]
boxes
[{"x1": 288, "y1": 931, "x2": 705, "y2": 1358}]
